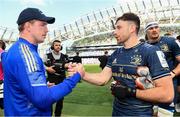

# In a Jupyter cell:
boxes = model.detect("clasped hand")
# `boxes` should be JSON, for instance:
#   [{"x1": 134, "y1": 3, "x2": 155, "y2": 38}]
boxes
[{"x1": 65, "y1": 62, "x2": 85, "y2": 78}]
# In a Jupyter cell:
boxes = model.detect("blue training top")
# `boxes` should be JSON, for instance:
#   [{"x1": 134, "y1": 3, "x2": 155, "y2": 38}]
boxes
[
  {"x1": 106, "y1": 42, "x2": 170, "y2": 116},
  {"x1": 2, "y1": 38, "x2": 81, "y2": 116}
]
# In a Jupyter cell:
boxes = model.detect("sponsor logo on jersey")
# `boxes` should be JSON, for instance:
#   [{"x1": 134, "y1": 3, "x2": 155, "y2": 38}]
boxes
[
  {"x1": 112, "y1": 72, "x2": 137, "y2": 80},
  {"x1": 156, "y1": 51, "x2": 169, "y2": 68},
  {"x1": 119, "y1": 67, "x2": 123, "y2": 72}
]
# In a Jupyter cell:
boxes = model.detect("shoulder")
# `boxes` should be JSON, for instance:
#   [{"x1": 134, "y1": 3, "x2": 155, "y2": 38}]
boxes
[
  {"x1": 63, "y1": 54, "x2": 68, "y2": 57},
  {"x1": 46, "y1": 52, "x2": 52, "y2": 56},
  {"x1": 161, "y1": 36, "x2": 175, "y2": 40},
  {"x1": 61, "y1": 53, "x2": 68, "y2": 58},
  {"x1": 141, "y1": 42, "x2": 159, "y2": 51},
  {"x1": 138, "y1": 43, "x2": 161, "y2": 58},
  {"x1": 7, "y1": 41, "x2": 21, "y2": 58},
  {"x1": 3, "y1": 41, "x2": 25, "y2": 64},
  {"x1": 161, "y1": 36, "x2": 180, "y2": 49},
  {"x1": 113, "y1": 47, "x2": 123, "y2": 54},
  {"x1": 161, "y1": 36, "x2": 176, "y2": 43}
]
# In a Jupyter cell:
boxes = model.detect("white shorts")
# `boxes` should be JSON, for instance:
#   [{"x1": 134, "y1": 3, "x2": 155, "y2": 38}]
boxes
[{"x1": 157, "y1": 107, "x2": 174, "y2": 117}]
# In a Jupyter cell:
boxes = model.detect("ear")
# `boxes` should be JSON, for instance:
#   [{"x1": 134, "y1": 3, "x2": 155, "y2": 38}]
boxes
[
  {"x1": 129, "y1": 23, "x2": 136, "y2": 33},
  {"x1": 51, "y1": 46, "x2": 54, "y2": 50},
  {"x1": 25, "y1": 22, "x2": 31, "y2": 32}
]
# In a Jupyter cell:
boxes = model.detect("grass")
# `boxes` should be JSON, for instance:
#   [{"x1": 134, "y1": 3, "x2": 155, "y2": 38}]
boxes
[
  {"x1": 0, "y1": 64, "x2": 113, "y2": 116},
  {"x1": 62, "y1": 81, "x2": 113, "y2": 116},
  {"x1": 62, "y1": 64, "x2": 113, "y2": 116}
]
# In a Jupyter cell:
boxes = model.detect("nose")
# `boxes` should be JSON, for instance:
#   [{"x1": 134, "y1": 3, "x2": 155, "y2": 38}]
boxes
[
  {"x1": 113, "y1": 30, "x2": 116, "y2": 36},
  {"x1": 45, "y1": 25, "x2": 48, "y2": 33}
]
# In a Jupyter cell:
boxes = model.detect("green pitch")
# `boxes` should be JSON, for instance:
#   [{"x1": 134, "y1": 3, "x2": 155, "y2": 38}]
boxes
[{"x1": 62, "y1": 64, "x2": 113, "y2": 116}]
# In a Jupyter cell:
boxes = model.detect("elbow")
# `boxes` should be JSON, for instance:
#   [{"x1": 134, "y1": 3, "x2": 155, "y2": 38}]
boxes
[
  {"x1": 96, "y1": 80, "x2": 108, "y2": 86},
  {"x1": 160, "y1": 90, "x2": 174, "y2": 103},
  {"x1": 89, "y1": 80, "x2": 107, "y2": 86},
  {"x1": 32, "y1": 97, "x2": 52, "y2": 110},
  {"x1": 30, "y1": 91, "x2": 54, "y2": 110},
  {"x1": 100, "y1": 81, "x2": 108, "y2": 86},
  {"x1": 163, "y1": 94, "x2": 174, "y2": 103}
]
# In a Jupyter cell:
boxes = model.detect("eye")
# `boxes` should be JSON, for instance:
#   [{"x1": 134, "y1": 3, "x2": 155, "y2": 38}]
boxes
[
  {"x1": 154, "y1": 26, "x2": 159, "y2": 29},
  {"x1": 115, "y1": 26, "x2": 121, "y2": 30},
  {"x1": 149, "y1": 27, "x2": 154, "y2": 30}
]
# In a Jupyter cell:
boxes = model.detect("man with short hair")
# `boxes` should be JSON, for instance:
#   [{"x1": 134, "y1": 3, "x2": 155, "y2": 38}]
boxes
[
  {"x1": 2, "y1": 8, "x2": 84, "y2": 116},
  {"x1": 68, "y1": 13, "x2": 174, "y2": 116},
  {"x1": 98, "y1": 50, "x2": 108, "y2": 69},
  {"x1": 145, "y1": 19, "x2": 180, "y2": 116},
  {"x1": 44, "y1": 40, "x2": 69, "y2": 116},
  {"x1": 73, "y1": 51, "x2": 82, "y2": 63}
]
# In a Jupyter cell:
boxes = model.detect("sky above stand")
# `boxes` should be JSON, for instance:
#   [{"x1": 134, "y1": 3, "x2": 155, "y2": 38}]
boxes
[{"x1": 0, "y1": 0, "x2": 121, "y2": 30}]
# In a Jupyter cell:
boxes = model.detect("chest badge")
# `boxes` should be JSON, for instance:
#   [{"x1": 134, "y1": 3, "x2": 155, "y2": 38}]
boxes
[
  {"x1": 160, "y1": 44, "x2": 169, "y2": 52},
  {"x1": 130, "y1": 55, "x2": 142, "y2": 65}
]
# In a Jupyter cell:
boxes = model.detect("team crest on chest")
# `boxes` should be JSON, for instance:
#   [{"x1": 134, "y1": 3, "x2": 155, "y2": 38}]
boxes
[
  {"x1": 160, "y1": 44, "x2": 169, "y2": 52},
  {"x1": 130, "y1": 55, "x2": 142, "y2": 65}
]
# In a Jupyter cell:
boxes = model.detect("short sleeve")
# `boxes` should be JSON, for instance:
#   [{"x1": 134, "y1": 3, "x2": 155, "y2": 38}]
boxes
[{"x1": 147, "y1": 46, "x2": 170, "y2": 80}]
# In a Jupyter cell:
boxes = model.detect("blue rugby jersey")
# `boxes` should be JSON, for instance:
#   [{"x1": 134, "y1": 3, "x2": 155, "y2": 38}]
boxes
[
  {"x1": 106, "y1": 42, "x2": 170, "y2": 116},
  {"x1": 2, "y1": 38, "x2": 81, "y2": 116},
  {"x1": 150, "y1": 36, "x2": 180, "y2": 70},
  {"x1": 149, "y1": 36, "x2": 180, "y2": 111}
]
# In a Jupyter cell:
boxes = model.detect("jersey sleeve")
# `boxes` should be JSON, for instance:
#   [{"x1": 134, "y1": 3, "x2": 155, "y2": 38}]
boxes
[
  {"x1": 146, "y1": 46, "x2": 170, "y2": 80},
  {"x1": 170, "y1": 38, "x2": 180, "y2": 58},
  {"x1": 106, "y1": 49, "x2": 118, "y2": 68}
]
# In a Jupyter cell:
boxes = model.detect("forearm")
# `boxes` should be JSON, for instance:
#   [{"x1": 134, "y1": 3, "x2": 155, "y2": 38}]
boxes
[
  {"x1": 83, "y1": 72, "x2": 108, "y2": 86},
  {"x1": 49, "y1": 72, "x2": 81, "y2": 100},
  {"x1": 136, "y1": 76, "x2": 174, "y2": 103},
  {"x1": 83, "y1": 67, "x2": 112, "y2": 86},
  {"x1": 136, "y1": 87, "x2": 173, "y2": 103},
  {"x1": 31, "y1": 72, "x2": 81, "y2": 109}
]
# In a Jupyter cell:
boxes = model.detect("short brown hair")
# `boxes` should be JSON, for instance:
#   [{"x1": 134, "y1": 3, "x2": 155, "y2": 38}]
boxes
[
  {"x1": 18, "y1": 20, "x2": 35, "y2": 32},
  {"x1": 116, "y1": 12, "x2": 140, "y2": 34}
]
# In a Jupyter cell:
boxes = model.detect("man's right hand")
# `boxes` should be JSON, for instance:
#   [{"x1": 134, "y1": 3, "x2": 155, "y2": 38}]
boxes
[
  {"x1": 47, "y1": 82, "x2": 55, "y2": 87},
  {"x1": 67, "y1": 63, "x2": 85, "y2": 78},
  {"x1": 46, "y1": 66, "x2": 56, "y2": 74}
]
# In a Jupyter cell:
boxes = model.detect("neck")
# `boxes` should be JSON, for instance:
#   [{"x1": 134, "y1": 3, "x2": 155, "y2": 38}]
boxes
[
  {"x1": 123, "y1": 35, "x2": 140, "y2": 49},
  {"x1": 53, "y1": 50, "x2": 60, "y2": 55},
  {"x1": 148, "y1": 37, "x2": 160, "y2": 43},
  {"x1": 20, "y1": 33, "x2": 37, "y2": 45}
]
